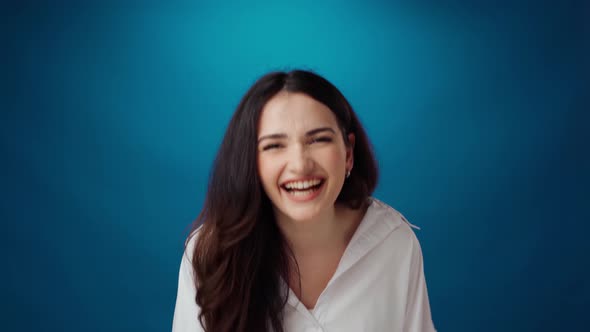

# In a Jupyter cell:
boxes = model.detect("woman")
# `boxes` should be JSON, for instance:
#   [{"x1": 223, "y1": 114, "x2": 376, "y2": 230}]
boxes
[{"x1": 172, "y1": 70, "x2": 436, "y2": 331}]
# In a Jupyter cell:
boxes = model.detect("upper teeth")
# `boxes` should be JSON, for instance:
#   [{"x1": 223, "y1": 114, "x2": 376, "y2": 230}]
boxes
[{"x1": 284, "y1": 179, "x2": 322, "y2": 190}]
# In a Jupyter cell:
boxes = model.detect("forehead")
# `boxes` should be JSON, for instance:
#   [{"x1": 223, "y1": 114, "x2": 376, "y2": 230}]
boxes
[{"x1": 258, "y1": 92, "x2": 340, "y2": 136}]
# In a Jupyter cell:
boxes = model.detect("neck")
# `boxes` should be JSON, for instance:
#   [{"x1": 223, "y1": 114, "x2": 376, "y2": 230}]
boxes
[{"x1": 275, "y1": 203, "x2": 363, "y2": 258}]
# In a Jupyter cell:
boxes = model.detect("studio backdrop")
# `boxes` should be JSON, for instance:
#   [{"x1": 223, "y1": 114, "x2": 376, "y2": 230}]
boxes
[{"x1": 3, "y1": 1, "x2": 588, "y2": 331}]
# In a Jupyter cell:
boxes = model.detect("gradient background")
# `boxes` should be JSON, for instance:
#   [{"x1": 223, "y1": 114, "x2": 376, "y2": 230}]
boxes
[{"x1": 3, "y1": 0, "x2": 589, "y2": 331}]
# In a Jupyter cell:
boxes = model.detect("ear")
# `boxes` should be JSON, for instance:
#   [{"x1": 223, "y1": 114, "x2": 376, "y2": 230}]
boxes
[{"x1": 346, "y1": 133, "x2": 355, "y2": 170}]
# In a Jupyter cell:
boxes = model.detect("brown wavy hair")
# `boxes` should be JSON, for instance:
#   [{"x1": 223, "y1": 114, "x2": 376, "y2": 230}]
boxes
[{"x1": 188, "y1": 69, "x2": 378, "y2": 331}]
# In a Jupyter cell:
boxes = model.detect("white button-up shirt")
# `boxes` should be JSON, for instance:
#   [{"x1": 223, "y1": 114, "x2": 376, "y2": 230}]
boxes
[{"x1": 172, "y1": 198, "x2": 437, "y2": 331}]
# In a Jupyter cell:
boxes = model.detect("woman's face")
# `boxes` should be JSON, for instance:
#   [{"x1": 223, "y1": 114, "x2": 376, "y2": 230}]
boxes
[{"x1": 257, "y1": 91, "x2": 354, "y2": 225}]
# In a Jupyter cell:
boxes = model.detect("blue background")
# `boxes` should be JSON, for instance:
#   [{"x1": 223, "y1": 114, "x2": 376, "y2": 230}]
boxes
[{"x1": 3, "y1": 0, "x2": 588, "y2": 331}]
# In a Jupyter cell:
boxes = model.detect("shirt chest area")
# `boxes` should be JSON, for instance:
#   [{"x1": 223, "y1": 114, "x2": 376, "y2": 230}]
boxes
[{"x1": 282, "y1": 245, "x2": 411, "y2": 332}]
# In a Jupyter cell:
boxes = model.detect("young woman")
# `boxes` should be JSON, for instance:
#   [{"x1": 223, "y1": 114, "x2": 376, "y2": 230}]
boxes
[{"x1": 172, "y1": 70, "x2": 436, "y2": 332}]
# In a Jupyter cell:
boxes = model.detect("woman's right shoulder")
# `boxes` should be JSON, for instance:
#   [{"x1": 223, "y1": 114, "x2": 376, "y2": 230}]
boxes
[
  {"x1": 173, "y1": 227, "x2": 205, "y2": 332},
  {"x1": 182, "y1": 226, "x2": 202, "y2": 263}
]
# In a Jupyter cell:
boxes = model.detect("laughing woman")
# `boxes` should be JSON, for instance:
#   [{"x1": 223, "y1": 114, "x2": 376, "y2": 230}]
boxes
[{"x1": 172, "y1": 70, "x2": 436, "y2": 332}]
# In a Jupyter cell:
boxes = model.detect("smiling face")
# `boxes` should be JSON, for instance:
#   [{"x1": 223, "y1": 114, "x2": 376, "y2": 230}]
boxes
[{"x1": 257, "y1": 91, "x2": 354, "y2": 225}]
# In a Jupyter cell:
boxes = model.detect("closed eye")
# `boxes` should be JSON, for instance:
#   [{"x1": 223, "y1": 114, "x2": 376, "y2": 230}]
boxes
[
  {"x1": 310, "y1": 136, "x2": 332, "y2": 144},
  {"x1": 262, "y1": 143, "x2": 283, "y2": 151}
]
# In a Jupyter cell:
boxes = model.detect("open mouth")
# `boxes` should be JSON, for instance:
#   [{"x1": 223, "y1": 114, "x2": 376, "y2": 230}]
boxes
[{"x1": 281, "y1": 179, "x2": 325, "y2": 198}]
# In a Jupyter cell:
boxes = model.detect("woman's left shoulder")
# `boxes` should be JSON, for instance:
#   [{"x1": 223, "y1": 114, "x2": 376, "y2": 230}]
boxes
[
  {"x1": 369, "y1": 197, "x2": 421, "y2": 229},
  {"x1": 368, "y1": 197, "x2": 423, "y2": 249}
]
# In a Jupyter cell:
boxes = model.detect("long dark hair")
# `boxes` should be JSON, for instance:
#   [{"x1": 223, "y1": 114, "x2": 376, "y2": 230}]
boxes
[{"x1": 189, "y1": 69, "x2": 378, "y2": 332}]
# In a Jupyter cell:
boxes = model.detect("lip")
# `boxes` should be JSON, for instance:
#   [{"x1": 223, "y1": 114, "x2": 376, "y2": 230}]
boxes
[{"x1": 280, "y1": 178, "x2": 326, "y2": 203}]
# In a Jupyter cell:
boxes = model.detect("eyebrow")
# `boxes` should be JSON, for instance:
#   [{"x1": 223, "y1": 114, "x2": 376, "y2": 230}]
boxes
[{"x1": 257, "y1": 127, "x2": 336, "y2": 144}]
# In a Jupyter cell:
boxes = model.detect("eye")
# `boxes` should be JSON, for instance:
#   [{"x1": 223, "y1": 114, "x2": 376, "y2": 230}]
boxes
[
  {"x1": 262, "y1": 143, "x2": 283, "y2": 151},
  {"x1": 310, "y1": 136, "x2": 332, "y2": 144}
]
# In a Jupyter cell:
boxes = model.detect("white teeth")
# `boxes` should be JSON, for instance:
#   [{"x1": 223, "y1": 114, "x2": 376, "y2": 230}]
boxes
[
  {"x1": 291, "y1": 188, "x2": 315, "y2": 196},
  {"x1": 284, "y1": 179, "x2": 322, "y2": 190}
]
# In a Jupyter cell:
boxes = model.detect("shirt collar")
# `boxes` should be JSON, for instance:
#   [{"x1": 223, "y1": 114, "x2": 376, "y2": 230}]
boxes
[
  {"x1": 283, "y1": 197, "x2": 409, "y2": 309},
  {"x1": 326, "y1": 197, "x2": 404, "y2": 286}
]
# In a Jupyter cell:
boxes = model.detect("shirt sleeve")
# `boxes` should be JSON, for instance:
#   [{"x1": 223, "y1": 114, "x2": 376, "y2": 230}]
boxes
[
  {"x1": 403, "y1": 231, "x2": 437, "y2": 332},
  {"x1": 172, "y1": 246, "x2": 204, "y2": 332}
]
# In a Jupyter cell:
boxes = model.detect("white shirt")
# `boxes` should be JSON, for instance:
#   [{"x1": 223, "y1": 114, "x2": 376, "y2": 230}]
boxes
[{"x1": 172, "y1": 198, "x2": 437, "y2": 331}]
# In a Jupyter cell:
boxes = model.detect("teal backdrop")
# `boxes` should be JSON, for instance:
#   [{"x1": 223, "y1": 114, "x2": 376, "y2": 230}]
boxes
[{"x1": 3, "y1": 1, "x2": 588, "y2": 331}]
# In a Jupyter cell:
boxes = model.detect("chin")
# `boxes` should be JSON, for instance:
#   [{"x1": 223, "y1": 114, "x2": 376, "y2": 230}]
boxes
[
  {"x1": 274, "y1": 199, "x2": 332, "y2": 224},
  {"x1": 284, "y1": 211, "x2": 321, "y2": 223}
]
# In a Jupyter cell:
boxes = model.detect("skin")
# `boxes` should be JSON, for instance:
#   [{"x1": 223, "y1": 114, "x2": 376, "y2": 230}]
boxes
[{"x1": 256, "y1": 91, "x2": 364, "y2": 309}]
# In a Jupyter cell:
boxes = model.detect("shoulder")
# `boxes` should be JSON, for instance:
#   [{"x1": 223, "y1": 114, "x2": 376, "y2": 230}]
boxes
[
  {"x1": 182, "y1": 226, "x2": 202, "y2": 265},
  {"x1": 181, "y1": 227, "x2": 201, "y2": 275},
  {"x1": 367, "y1": 197, "x2": 423, "y2": 254},
  {"x1": 173, "y1": 228, "x2": 205, "y2": 332},
  {"x1": 175, "y1": 227, "x2": 204, "y2": 294}
]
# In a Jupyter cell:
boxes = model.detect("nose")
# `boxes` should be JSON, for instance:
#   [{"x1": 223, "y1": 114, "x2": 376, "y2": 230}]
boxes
[{"x1": 286, "y1": 144, "x2": 313, "y2": 175}]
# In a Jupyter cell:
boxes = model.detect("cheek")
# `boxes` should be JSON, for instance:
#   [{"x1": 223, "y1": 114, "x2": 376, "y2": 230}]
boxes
[
  {"x1": 257, "y1": 155, "x2": 279, "y2": 188},
  {"x1": 321, "y1": 148, "x2": 347, "y2": 171}
]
